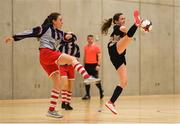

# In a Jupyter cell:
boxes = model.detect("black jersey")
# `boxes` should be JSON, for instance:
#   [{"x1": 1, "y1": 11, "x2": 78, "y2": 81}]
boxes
[
  {"x1": 110, "y1": 25, "x2": 126, "y2": 38},
  {"x1": 108, "y1": 25, "x2": 127, "y2": 70},
  {"x1": 58, "y1": 40, "x2": 80, "y2": 58}
]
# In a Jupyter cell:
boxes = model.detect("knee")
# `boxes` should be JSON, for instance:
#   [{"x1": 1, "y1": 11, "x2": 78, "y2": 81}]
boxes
[
  {"x1": 51, "y1": 72, "x2": 60, "y2": 83},
  {"x1": 69, "y1": 56, "x2": 77, "y2": 64},
  {"x1": 120, "y1": 80, "x2": 128, "y2": 88},
  {"x1": 50, "y1": 72, "x2": 58, "y2": 78}
]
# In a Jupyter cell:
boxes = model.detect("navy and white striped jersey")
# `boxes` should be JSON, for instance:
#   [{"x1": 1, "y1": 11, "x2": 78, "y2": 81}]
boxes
[
  {"x1": 58, "y1": 41, "x2": 80, "y2": 58},
  {"x1": 13, "y1": 24, "x2": 67, "y2": 50}
]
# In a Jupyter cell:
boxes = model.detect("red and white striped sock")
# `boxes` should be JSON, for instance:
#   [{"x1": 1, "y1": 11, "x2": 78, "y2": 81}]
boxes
[
  {"x1": 66, "y1": 91, "x2": 72, "y2": 104},
  {"x1": 49, "y1": 89, "x2": 60, "y2": 111},
  {"x1": 61, "y1": 90, "x2": 67, "y2": 104},
  {"x1": 72, "y1": 61, "x2": 90, "y2": 79}
]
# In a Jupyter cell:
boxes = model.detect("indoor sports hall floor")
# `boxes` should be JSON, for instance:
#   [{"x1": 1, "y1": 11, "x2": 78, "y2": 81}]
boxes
[{"x1": 0, "y1": 95, "x2": 180, "y2": 124}]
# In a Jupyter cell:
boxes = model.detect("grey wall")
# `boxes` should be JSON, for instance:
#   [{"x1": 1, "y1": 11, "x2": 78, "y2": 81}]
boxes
[
  {"x1": 140, "y1": 2, "x2": 174, "y2": 94},
  {"x1": 0, "y1": 0, "x2": 13, "y2": 99},
  {"x1": 175, "y1": 0, "x2": 180, "y2": 94},
  {"x1": 0, "y1": 0, "x2": 179, "y2": 99}
]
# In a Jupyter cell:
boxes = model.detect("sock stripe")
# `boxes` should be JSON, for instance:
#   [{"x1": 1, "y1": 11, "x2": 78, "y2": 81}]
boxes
[
  {"x1": 72, "y1": 61, "x2": 90, "y2": 79},
  {"x1": 62, "y1": 99, "x2": 67, "y2": 102},
  {"x1": 50, "y1": 104, "x2": 56, "y2": 108},
  {"x1": 84, "y1": 74, "x2": 90, "y2": 79},
  {"x1": 81, "y1": 70, "x2": 86, "y2": 75},
  {"x1": 52, "y1": 90, "x2": 60, "y2": 94},
  {"x1": 51, "y1": 92, "x2": 60, "y2": 96},
  {"x1": 49, "y1": 89, "x2": 60, "y2": 111},
  {"x1": 61, "y1": 90, "x2": 67, "y2": 103},
  {"x1": 67, "y1": 92, "x2": 72, "y2": 95},
  {"x1": 61, "y1": 90, "x2": 66, "y2": 93},
  {"x1": 73, "y1": 63, "x2": 80, "y2": 69},
  {"x1": 79, "y1": 68, "x2": 85, "y2": 73},
  {"x1": 75, "y1": 65, "x2": 82, "y2": 71},
  {"x1": 66, "y1": 96, "x2": 71, "y2": 98},
  {"x1": 51, "y1": 95, "x2": 59, "y2": 99},
  {"x1": 66, "y1": 91, "x2": 72, "y2": 103},
  {"x1": 77, "y1": 66, "x2": 83, "y2": 72},
  {"x1": 50, "y1": 101, "x2": 57, "y2": 105},
  {"x1": 49, "y1": 107, "x2": 55, "y2": 111}
]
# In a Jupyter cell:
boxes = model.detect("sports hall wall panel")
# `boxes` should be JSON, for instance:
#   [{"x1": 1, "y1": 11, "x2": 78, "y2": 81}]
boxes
[
  {"x1": 0, "y1": 0, "x2": 179, "y2": 99},
  {"x1": 140, "y1": 3, "x2": 174, "y2": 95},
  {"x1": 175, "y1": 5, "x2": 180, "y2": 94},
  {"x1": 0, "y1": 0, "x2": 13, "y2": 99}
]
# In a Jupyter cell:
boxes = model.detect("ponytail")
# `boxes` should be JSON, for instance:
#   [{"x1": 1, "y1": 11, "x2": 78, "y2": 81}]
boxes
[
  {"x1": 41, "y1": 12, "x2": 60, "y2": 26},
  {"x1": 41, "y1": 17, "x2": 51, "y2": 26},
  {"x1": 101, "y1": 18, "x2": 112, "y2": 35},
  {"x1": 101, "y1": 13, "x2": 123, "y2": 35}
]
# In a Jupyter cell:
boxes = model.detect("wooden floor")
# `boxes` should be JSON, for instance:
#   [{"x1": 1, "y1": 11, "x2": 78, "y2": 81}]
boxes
[{"x1": 0, "y1": 95, "x2": 180, "y2": 124}]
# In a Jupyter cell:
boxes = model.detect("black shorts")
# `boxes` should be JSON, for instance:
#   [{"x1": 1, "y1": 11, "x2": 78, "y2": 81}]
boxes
[
  {"x1": 108, "y1": 41, "x2": 126, "y2": 70},
  {"x1": 84, "y1": 64, "x2": 98, "y2": 78}
]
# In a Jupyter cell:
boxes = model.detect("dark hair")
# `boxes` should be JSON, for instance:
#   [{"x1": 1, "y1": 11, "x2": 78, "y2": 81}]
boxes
[
  {"x1": 87, "y1": 34, "x2": 94, "y2": 38},
  {"x1": 67, "y1": 34, "x2": 77, "y2": 43},
  {"x1": 42, "y1": 12, "x2": 61, "y2": 26},
  {"x1": 101, "y1": 13, "x2": 123, "y2": 35}
]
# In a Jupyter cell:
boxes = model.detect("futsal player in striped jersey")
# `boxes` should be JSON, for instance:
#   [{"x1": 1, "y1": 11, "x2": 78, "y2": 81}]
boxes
[
  {"x1": 4, "y1": 12, "x2": 100, "y2": 118},
  {"x1": 58, "y1": 34, "x2": 80, "y2": 110}
]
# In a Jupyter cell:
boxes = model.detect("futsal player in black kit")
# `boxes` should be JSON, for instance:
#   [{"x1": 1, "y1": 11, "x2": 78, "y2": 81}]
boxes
[{"x1": 101, "y1": 10, "x2": 141, "y2": 114}]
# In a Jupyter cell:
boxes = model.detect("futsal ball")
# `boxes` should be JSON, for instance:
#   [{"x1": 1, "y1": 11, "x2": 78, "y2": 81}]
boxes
[{"x1": 140, "y1": 19, "x2": 152, "y2": 33}]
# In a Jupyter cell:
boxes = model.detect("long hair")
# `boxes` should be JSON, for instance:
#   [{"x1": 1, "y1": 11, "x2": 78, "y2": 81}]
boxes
[
  {"x1": 42, "y1": 12, "x2": 61, "y2": 26},
  {"x1": 101, "y1": 18, "x2": 112, "y2": 35},
  {"x1": 101, "y1": 13, "x2": 123, "y2": 35}
]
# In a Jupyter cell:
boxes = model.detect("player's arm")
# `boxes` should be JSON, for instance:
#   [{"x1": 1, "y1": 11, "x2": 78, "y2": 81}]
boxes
[
  {"x1": 96, "y1": 46, "x2": 101, "y2": 71},
  {"x1": 4, "y1": 26, "x2": 42, "y2": 43},
  {"x1": 97, "y1": 52, "x2": 101, "y2": 66},
  {"x1": 64, "y1": 32, "x2": 77, "y2": 42},
  {"x1": 119, "y1": 25, "x2": 127, "y2": 33},
  {"x1": 75, "y1": 44, "x2": 80, "y2": 58}
]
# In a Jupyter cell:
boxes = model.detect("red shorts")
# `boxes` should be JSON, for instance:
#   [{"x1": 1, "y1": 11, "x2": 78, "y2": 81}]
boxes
[
  {"x1": 39, "y1": 48, "x2": 62, "y2": 77},
  {"x1": 59, "y1": 65, "x2": 75, "y2": 80}
]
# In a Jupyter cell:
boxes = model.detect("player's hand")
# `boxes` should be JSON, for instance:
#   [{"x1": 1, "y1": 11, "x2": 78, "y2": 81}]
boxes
[
  {"x1": 65, "y1": 32, "x2": 74, "y2": 40},
  {"x1": 96, "y1": 65, "x2": 100, "y2": 71},
  {"x1": 4, "y1": 37, "x2": 14, "y2": 43}
]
